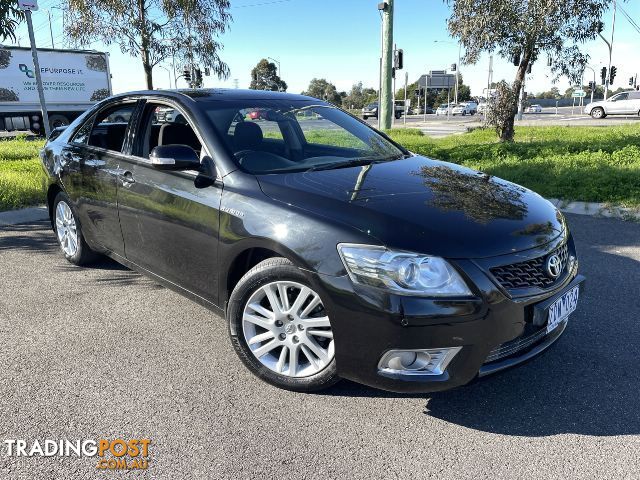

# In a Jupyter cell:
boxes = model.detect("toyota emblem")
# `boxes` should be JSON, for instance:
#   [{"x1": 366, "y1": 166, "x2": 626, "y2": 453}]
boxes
[{"x1": 546, "y1": 253, "x2": 563, "y2": 279}]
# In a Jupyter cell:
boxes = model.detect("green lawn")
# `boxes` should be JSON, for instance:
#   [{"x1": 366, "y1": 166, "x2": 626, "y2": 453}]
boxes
[
  {"x1": 1, "y1": 125, "x2": 639, "y2": 212},
  {"x1": 387, "y1": 125, "x2": 640, "y2": 207},
  {"x1": 0, "y1": 136, "x2": 45, "y2": 211}
]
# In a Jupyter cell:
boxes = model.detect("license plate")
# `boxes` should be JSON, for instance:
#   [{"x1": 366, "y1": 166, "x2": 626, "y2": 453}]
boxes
[{"x1": 547, "y1": 285, "x2": 580, "y2": 333}]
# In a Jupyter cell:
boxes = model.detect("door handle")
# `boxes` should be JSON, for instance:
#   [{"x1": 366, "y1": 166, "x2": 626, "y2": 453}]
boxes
[{"x1": 120, "y1": 171, "x2": 136, "y2": 184}]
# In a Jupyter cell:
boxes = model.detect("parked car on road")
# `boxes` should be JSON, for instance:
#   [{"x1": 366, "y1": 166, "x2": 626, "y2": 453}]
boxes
[
  {"x1": 41, "y1": 88, "x2": 584, "y2": 394},
  {"x1": 527, "y1": 104, "x2": 543, "y2": 113},
  {"x1": 477, "y1": 103, "x2": 489, "y2": 114},
  {"x1": 435, "y1": 103, "x2": 456, "y2": 116},
  {"x1": 584, "y1": 90, "x2": 640, "y2": 118},
  {"x1": 452, "y1": 102, "x2": 476, "y2": 116}
]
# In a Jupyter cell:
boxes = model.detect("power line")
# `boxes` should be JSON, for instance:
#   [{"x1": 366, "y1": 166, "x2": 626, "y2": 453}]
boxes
[{"x1": 617, "y1": 5, "x2": 640, "y2": 36}]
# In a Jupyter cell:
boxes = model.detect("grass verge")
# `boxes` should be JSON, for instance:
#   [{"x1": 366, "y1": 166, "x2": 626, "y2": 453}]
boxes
[
  {"x1": 387, "y1": 125, "x2": 640, "y2": 207},
  {"x1": 0, "y1": 136, "x2": 45, "y2": 211},
  {"x1": 1, "y1": 125, "x2": 639, "y2": 211}
]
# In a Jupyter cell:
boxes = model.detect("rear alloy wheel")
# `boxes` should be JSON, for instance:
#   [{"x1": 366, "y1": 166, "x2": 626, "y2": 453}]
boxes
[
  {"x1": 591, "y1": 107, "x2": 605, "y2": 119},
  {"x1": 53, "y1": 192, "x2": 99, "y2": 266},
  {"x1": 228, "y1": 258, "x2": 339, "y2": 392}
]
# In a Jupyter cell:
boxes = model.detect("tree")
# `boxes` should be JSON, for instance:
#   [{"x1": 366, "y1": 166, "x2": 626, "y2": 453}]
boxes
[
  {"x1": 0, "y1": 1, "x2": 25, "y2": 43},
  {"x1": 63, "y1": 0, "x2": 232, "y2": 90},
  {"x1": 343, "y1": 82, "x2": 377, "y2": 109},
  {"x1": 448, "y1": 0, "x2": 609, "y2": 141},
  {"x1": 303, "y1": 78, "x2": 342, "y2": 105},
  {"x1": 249, "y1": 59, "x2": 287, "y2": 91}
]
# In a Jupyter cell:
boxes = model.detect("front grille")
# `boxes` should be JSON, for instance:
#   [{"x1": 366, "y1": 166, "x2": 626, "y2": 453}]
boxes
[
  {"x1": 490, "y1": 243, "x2": 568, "y2": 290},
  {"x1": 485, "y1": 327, "x2": 548, "y2": 363}
]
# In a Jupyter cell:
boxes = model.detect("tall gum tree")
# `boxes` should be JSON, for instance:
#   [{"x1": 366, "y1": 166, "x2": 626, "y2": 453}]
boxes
[
  {"x1": 447, "y1": 0, "x2": 609, "y2": 141},
  {"x1": 64, "y1": 0, "x2": 231, "y2": 89}
]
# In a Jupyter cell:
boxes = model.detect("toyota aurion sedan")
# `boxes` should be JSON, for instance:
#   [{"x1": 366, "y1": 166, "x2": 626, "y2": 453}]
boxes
[{"x1": 40, "y1": 89, "x2": 584, "y2": 393}]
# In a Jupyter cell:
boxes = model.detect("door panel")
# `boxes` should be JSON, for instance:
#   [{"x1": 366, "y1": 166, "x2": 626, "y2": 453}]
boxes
[
  {"x1": 116, "y1": 159, "x2": 222, "y2": 303},
  {"x1": 75, "y1": 148, "x2": 125, "y2": 255}
]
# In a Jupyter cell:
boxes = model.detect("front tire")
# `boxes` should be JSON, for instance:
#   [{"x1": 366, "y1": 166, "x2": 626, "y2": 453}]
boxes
[
  {"x1": 227, "y1": 257, "x2": 339, "y2": 392},
  {"x1": 591, "y1": 107, "x2": 605, "y2": 119},
  {"x1": 53, "y1": 192, "x2": 99, "y2": 266}
]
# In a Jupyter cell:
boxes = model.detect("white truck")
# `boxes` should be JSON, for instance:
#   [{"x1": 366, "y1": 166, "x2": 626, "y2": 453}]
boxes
[{"x1": 0, "y1": 46, "x2": 112, "y2": 134}]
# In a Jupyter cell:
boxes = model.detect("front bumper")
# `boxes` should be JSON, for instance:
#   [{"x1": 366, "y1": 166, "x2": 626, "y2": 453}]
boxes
[{"x1": 308, "y1": 239, "x2": 584, "y2": 394}]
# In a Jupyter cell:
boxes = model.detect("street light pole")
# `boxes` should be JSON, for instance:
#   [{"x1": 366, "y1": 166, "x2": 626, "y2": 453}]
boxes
[
  {"x1": 455, "y1": 43, "x2": 461, "y2": 104},
  {"x1": 599, "y1": 0, "x2": 616, "y2": 100},
  {"x1": 47, "y1": 10, "x2": 55, "y2": 48},
  {"x1": 585, "y1": 65, "x2": 596, "y2": 104},
  {"x1": 267, "y1": 57, "x2": 281, "y2": 78}
]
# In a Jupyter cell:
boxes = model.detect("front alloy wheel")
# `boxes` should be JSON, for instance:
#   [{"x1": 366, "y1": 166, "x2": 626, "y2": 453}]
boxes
[
  {"x1": 227, "y1": 257, "x2": 339, "y2": 392},
  {"x1": 242, "y1": 281, "x2": 334, "y2": 377}
]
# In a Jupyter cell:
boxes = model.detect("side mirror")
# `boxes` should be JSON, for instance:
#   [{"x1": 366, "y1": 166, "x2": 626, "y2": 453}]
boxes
[
  {"x1": 194, "y1": 156, "x2": 217, "y2": 189},
  {"x1": 150, "y1": 145, "x2": 200, "y2": 170}
]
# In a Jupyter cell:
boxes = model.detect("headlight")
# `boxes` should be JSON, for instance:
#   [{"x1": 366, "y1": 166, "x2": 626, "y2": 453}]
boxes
[{"x1": 337, "y1": 244, "x2": 472, "y2": 296}]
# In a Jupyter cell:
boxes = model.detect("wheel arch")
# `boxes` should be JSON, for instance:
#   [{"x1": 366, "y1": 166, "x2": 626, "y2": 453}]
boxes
[
  {"x1": 46, "y1": 183, "x2": 63, "y2": 228},
  {"x1": 221, "y1": 241, "x2": 313, "y2": 309}
]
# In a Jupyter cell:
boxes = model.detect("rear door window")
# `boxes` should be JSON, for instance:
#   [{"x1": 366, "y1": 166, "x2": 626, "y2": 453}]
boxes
[{"x1": 87, "y1": 103, "x2": 137, "y2": 152}]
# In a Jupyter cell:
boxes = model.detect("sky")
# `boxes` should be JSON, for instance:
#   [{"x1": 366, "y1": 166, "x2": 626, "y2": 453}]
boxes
[{"x1": 6, "y1": 0, "x2": 640, "y2": 97}]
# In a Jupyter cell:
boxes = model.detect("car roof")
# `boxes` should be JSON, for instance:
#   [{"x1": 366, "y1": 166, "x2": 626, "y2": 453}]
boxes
[{"x1": 107, "y1": 88, "x2": 318, "y2": 103}]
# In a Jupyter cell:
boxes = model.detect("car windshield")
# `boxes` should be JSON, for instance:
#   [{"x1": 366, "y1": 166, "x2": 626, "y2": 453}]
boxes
[{"x1": 201, "y1": 99, "x2": 405, "y2": 174}]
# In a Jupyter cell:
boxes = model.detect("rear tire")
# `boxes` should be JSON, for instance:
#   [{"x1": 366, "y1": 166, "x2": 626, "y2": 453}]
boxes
[
  {"x1": 52, "y1": 192, "x2": 99, "y2": 266},
  {"x1": 227, "y1": 257, "x2": 340, "y2": 392}
]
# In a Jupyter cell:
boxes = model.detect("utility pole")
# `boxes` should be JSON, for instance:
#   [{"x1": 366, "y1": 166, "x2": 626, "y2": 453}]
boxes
[
  {"x1": 455, "y1": 43, "x2": 461, "y2": 104},
  {"x1": 584, "y1": 65, "x2": 596, "y2": 104},
  {"x1": 599, "y1": 0, "x2": 616, "y2": 100},
  {"x1": 47, "y1": 10, "x2": 55, "y2": 48},
  {"x1": 379, "y1": 0, "x2": 394, "y2": 130},
  {"x1": 403, "y1": 71, "x2": 408, "y2": 125},
  {"x1": 22, "y1": 4, "x2": 51, "y2": 137}
]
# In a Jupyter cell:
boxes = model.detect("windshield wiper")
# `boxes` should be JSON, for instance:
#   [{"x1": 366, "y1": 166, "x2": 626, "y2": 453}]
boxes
[{"x1": 305, "y1": 154, "x2": 405, "y2": 172}]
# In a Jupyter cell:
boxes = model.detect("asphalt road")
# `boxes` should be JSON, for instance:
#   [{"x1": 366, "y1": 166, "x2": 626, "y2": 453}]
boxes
[
  {"x1": 0, "y1": 214, "x2": 639, "y2": 479},
  {"x1": 364, "y1": 107, "x2": 640, "y2": 137}
]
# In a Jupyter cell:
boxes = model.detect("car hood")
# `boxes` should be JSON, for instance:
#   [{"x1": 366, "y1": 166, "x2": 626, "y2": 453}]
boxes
[{"x1": 256, "y1": 156, "x2": 565, "y2": 259}]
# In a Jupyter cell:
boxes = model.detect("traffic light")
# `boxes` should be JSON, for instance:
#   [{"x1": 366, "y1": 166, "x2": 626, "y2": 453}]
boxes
[
  {"x1": 610, "y1": 66, "x2": 617, "y2": 84},
  {"x1": 394, "y1": 49, "x2": 403, "y2": 70},
  {"x1": 601, "y1": 67, "x2": 607, "y2": 85},
  {"x1": 629, "y1": 77, "x2": 634, "y2": 86},
  {"x1": 588, "y1": 81, "x2": 596, "y2": 90},
  {"x1": 527, "y1": 63, "x2": 532, "y2": 74},
  {"x1": 450, "y1": 63, "x2": 457, "y2": 72},
  {"x1": 183, "y1": 66, "x2": 191, "y2": 83},
  {"x1": 194, "y1": 67, "x2": 203, "y2": 87}
]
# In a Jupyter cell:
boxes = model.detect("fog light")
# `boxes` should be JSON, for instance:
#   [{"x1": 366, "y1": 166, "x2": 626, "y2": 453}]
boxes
[{"x1": 378, "y1": 347, "x2": 462, "y2": 376}]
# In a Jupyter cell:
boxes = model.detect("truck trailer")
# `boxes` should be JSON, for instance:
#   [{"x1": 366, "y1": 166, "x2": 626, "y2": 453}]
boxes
[{"x1": 0, "y1": 46, "x2": 112, "y2": 134}]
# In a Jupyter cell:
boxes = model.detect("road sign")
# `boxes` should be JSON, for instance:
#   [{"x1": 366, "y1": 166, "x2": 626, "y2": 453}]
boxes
[
  {"x1": 18, "y1": 0, "x2": 39, "y2": 11},
  {"x1": 572, "y1": 90, "x2": 586, "y2": 98}
]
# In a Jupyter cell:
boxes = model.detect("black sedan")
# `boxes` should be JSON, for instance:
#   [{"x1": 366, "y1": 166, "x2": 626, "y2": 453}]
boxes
[{"x1": 40, "y1": 89, "x2": 584, "y2": 393}]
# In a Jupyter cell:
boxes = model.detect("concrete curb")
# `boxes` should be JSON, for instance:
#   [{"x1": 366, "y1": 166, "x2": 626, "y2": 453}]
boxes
[
  {"x1": 548, "y1": 199, "x2": 640, "y2": 222},
  {"x1": 0, "y1": 199, "x2": 638, "y2": 228},
  {"x1": 0, "y1": 206, "x2": 48, "y2": 227}
]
